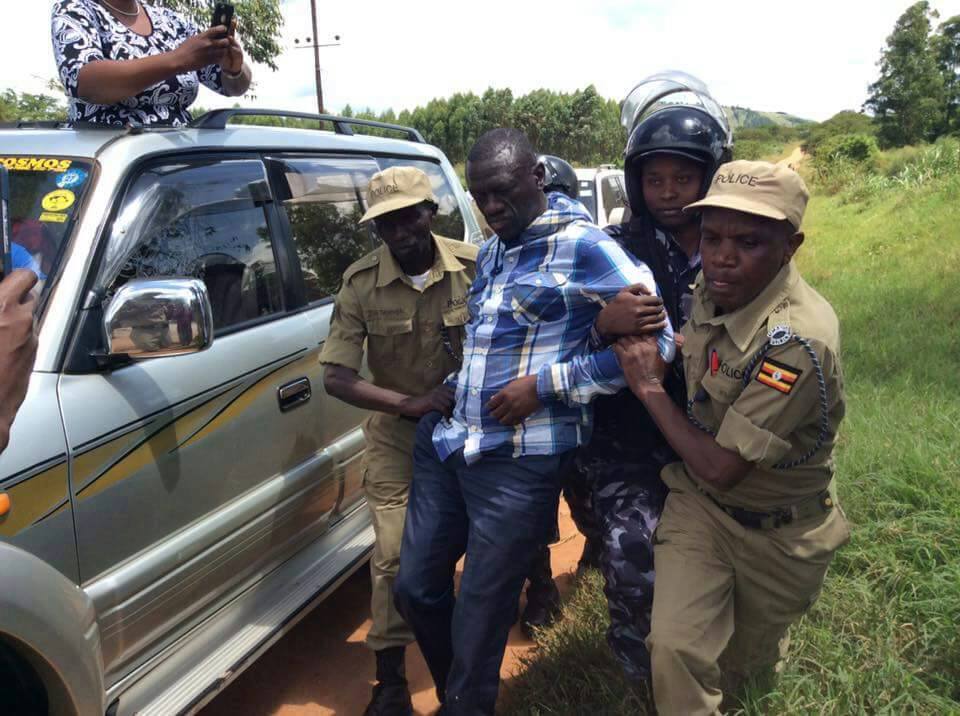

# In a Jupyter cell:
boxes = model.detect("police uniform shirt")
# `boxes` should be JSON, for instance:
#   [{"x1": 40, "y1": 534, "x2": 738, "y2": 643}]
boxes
[
  {"x1": 663, "y1": 260, "x2": 846, "y2": 510},
  {"x1": 319, "y1": 235, "x2": 478, "y2": 398}
]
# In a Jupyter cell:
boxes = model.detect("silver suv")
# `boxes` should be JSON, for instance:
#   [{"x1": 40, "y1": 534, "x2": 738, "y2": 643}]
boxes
[{"x1": 0, "y1": 110, "x2": 480, "y2": 716}]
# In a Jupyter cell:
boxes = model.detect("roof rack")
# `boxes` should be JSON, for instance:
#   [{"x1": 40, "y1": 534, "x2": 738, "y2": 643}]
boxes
[
  {"x1": 189, "y1": 108, "x2": 426, "y2": 143},
  {"x1": 0, "y1": 120, "x2": 71, "y2": 130}
]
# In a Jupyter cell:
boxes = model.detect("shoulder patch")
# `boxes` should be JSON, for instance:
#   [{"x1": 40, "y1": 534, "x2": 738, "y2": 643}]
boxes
[
  {"x1": 342, "y1": 250, "x2": 380, "y2": 283},
  {"x1": 755, "y1": 357, "x2": 803, "y2": 394}
]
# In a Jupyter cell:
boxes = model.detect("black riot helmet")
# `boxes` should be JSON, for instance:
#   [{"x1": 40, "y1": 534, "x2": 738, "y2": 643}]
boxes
[
  {"x1": 623, "y1": 104, "x2": 731, "y2": 216},
  {"x1": 539, "y1": 155, "x2": 579, "y2": 200}
]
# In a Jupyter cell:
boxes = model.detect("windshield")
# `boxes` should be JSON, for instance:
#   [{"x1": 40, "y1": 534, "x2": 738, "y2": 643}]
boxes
[{"x1": 1, "y1": 156, "x2": 93, "y2": 298}]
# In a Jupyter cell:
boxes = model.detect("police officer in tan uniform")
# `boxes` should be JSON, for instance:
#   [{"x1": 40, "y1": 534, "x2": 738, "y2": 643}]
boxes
[
  {"x1": 613, "y1": 160, "x2": 850, "y2": 715},
  {"x1": 320, "y1": 166, "x2": 477, "y2": 716}
]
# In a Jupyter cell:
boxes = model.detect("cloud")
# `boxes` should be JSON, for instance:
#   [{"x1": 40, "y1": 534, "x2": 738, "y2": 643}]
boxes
[{"x1": 6, "y1": 0, "x2": 960, "y2": 123}]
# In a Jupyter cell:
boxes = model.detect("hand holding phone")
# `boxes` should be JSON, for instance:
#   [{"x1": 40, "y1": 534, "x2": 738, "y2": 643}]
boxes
[{"x1": 211, "y1": 3, "x2": 235, "y2": 34}]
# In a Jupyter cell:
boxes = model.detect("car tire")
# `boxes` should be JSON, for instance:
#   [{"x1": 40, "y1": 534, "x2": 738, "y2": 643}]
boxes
[{"x1": 0, "y1": 640, "x2": 48, "y2": 715}]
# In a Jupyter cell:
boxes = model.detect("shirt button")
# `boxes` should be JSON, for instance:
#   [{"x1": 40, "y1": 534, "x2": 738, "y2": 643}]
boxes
[
  {"x1": 469, "y1": 426, "x2": 479, "y2": 433},
  {"x1": 471, "y1": 388, "x2": 478, "y2": 395},
  {"x1": 486, "y1": 316, "x2": 493, "y2": 323},
  {"x1": 507, "y1": 256, "x2": 516, "y2": 263},
  {"x1": 426, "y1": 360, "x2": 433, "y2": 368}
]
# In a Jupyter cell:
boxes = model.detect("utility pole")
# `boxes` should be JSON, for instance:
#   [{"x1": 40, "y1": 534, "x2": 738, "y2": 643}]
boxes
[
  {"x1": 294, "y1": 2, "x2": 341, "y2": 116},
  {"x1": 309, "y1": 0, "x2": 323, "y2": 114}
]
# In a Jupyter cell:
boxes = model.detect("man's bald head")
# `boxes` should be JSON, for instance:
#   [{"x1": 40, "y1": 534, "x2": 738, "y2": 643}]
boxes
[
  {"x1": 467, "y1": 128, "x2": 538, "y2": 172},
  {"x1": 466, "y1": 129, "x2": 547, "y2": 243}
]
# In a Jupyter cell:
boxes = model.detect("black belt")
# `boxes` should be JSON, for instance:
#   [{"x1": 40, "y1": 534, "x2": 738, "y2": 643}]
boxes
[{"x1": 695, "y1": 483, "x2": 834, "y2": 530}]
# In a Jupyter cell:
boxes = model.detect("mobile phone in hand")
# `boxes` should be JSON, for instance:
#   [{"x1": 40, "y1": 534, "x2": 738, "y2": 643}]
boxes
[
  {"x1": 211, "y1": 3, "x2": 235, "y2": 33},
  {"x1": 0, "y1": 166, "x2": 12, "y2": 281}
]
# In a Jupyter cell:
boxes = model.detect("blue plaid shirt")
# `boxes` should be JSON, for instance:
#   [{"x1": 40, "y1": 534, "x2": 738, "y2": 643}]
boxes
[{"x1": 433, "y1": 193, "x2": 671, "y2": 464}]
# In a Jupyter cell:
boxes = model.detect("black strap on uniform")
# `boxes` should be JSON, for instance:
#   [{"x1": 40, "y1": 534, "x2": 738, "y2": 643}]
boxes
[{"x1": 686, "y1": 334, "x2": 831, "y2": 470}]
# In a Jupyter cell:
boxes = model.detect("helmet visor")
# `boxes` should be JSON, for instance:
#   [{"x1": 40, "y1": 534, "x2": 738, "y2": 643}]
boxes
[{"x1": 620, "y1": 71, "x2": 732, "y2": 147}]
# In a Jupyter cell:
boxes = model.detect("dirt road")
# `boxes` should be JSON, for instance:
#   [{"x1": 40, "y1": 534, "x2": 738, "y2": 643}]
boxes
[
  {"x1": 777, "y1": 145, "x2": 806, "y2": 170},
  {"x1": 201, "y1": 502, "x2": 587, "y2": 716}
]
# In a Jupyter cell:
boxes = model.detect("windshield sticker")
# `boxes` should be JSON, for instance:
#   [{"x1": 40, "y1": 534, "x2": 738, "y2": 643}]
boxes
[
  {"x1": 0, "y1": 157, "x2": 73, "y2": 172},
  {"x1": 39, "y1": 212, "x2": 68, "y2": 224},
  {"x1": 41, "y1": 190, "x2": 76, "y2": 213},
  {"x1": 55, "y1": 168, "x2": 88, "y2": 189}
]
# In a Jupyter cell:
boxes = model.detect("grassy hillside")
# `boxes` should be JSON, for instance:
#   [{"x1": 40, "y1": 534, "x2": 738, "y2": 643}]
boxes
[
  {"x1": 725, "y1": 105, "x2": 813, "y2": 130},
  {"x1": 501, "y1": 147, "x2": 960, "y2": 714}
]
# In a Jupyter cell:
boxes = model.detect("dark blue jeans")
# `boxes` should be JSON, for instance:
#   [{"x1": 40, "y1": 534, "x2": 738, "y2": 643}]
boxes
[{"x1": 394, "y1": 412, "x2": 572, "y2": 715}]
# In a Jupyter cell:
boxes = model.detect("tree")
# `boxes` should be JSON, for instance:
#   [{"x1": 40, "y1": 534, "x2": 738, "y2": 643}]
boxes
[
  {"x1": 160, "y1": 0, "x2": 284, "y2": 70},
  {"x1": 864, "y1": 1, "x2": 947, "y2": 146},
  {"x1": 934, "y1": 14, "x2": 960, "y2": 131},
  {"x1": 0, "y1": 90, "x2": 66, "y2": 122}
]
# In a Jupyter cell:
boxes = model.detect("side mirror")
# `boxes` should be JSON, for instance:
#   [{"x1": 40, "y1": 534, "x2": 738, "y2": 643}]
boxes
[{"x1": 103, "y1": 278, "x2": 214, "y2": 359}]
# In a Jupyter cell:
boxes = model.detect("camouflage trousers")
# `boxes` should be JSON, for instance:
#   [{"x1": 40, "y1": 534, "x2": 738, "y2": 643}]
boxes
[{"x1": 576, "y1": 450, "x2": 670, "y2": 681}]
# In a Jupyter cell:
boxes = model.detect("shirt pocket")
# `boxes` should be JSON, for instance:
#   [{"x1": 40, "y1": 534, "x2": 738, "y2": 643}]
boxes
[
  {"x1": 510, "y1": 272, "x2": 568, "y2": 326},
  {"x1": 699, "y1": 371, "x2": 744, "y2": 426},
  {"x1": 366, "y1": 317, "x2": 414, "y2": 367}
]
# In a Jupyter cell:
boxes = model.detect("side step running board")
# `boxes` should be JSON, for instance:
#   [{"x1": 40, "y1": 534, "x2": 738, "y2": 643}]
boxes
[{"x1": 123, "y1": 508, "x2": 374, "y2": 716}]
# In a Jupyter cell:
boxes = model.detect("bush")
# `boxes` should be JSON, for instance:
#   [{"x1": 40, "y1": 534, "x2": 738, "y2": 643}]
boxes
[
  {"x1": 803, "y1": 110, "x2": 878, "y2": 156},
  {"x1": 818, "y1": 133, "x2": 880, "y2": 163}
]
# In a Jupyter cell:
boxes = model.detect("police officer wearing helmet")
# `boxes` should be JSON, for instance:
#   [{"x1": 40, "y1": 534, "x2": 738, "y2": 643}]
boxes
[
  {"x1": 614, "y1": 161, "x2": 849, "y2": 714},
  {"x1": 578, "y1": 79, "x2": 732, "y2": 684},
  {"x1": 541, "y1": 154, "x2": 580, "y2": 200},
  {"x1": 320, "y1": 166, "x2": 478, "y2": 715}
]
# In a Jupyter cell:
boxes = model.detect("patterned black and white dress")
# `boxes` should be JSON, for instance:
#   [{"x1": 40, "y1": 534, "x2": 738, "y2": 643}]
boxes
[{"x1": 52, "y1": 0, "x2": 227, "y2": 126}]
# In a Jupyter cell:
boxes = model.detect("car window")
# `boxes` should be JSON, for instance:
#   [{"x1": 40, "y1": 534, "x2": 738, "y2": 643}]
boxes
[
  {"x1": 101, "y1": 157, "x2": 283, "y2": 332},
  {"x1": 578, "y1": 179, "x2": 597, "y2": 221},
  {"x1": 1, "y1": 156, "x2": 94, "y2": 302},
  {"x1": 374, "y1": 157, "x2": 466, "y2": 241},
  {"x1": 601, "y1": 174, "x2": 626, "y2": 214},
  {"x1": 273, "y1": 156, "x2": 380, "y2": 304}
]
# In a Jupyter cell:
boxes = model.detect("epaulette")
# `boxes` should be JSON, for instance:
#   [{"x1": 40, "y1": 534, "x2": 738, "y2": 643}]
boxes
[
  {"x1": 437, "y1": 235, "x2": 480, "y2": 262},
  {"x1": 341, "y1": 249, "x2": 381, "y2": 283},
  {"x1": 765, "y1": 297, "x2": 792, "y2": 345}
]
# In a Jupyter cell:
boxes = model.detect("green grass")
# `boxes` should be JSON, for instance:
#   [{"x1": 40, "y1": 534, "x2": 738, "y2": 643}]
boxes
[{"x1": 502, "y1": 161, "x2": 960, "y2": 714}]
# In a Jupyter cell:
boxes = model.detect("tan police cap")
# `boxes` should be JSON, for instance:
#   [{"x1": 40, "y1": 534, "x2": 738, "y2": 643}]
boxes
[
  {"x1": 360, "y1": 166, "x2": 438, "y2": 223},
  {"x1": 684, "y1": 160, "x2": 810, "y2": 230}
]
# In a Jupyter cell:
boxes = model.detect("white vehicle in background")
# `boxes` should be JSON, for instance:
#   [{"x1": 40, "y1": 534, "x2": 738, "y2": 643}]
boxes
[{"x1": 576, "y1": 165, "x2": 628, "y2": 227}]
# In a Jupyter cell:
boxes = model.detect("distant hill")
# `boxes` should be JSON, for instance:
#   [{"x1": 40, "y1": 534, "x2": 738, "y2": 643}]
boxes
[{"x1": 724, "y1": 105, "x2": 813, "y2": 129}]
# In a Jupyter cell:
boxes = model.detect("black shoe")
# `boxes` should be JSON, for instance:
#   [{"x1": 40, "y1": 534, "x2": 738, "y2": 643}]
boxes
[
  {"x1": 364, "y1": 682, "x2": 413, "y2": 716},
  {"x1": 520, "y1": 580, "x2": 561, "y2": 639},
  {"x1": 364, "y1": 647, "x2": 413, "y2": 716}
]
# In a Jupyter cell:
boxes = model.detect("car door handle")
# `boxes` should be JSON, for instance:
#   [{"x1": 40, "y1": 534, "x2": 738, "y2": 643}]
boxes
[{"x1": 278, "y1": 377, "x2": 311, "y2": 412}]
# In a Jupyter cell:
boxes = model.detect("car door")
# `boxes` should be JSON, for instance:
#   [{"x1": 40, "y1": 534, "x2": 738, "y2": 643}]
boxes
[
  {"x1": 268, "y1": 152, "x2": 476, "y2": 516},
  {"x1": 58, "y1": 153, "x2": 342, "y2": 685}
]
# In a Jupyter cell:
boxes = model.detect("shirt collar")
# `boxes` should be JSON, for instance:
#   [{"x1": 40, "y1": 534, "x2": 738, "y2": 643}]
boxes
[
  {"x1": 376, "y1": 234, "x2": 467, "y2": 289},
  {"x1": 692, "y1": 261, "x2": 798, "y2": 352}
]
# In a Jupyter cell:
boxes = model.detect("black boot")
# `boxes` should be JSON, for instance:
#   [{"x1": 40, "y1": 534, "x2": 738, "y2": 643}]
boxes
[
  {"x1": 520, "y1": 545, "x2": 562, "y2": 639},
  {"x1": 364, "y1": 647, "x2": 413, "y2": 716}
]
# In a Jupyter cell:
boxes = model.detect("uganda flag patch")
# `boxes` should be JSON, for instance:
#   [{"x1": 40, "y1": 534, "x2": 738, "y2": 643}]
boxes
[{"x1": 756, "y1": 358, "x2": 803, "y2": 394}]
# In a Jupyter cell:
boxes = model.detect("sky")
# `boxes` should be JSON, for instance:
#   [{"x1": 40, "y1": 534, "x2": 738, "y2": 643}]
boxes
[{"x1": 6, "y1": 0, "x2": 960, "y2": 123}]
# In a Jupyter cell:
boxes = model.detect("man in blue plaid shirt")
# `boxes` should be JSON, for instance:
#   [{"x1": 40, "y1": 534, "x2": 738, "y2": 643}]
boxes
[{"x1": 394, "y1": 129, "x2": 672, "y2": 715}]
